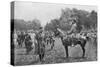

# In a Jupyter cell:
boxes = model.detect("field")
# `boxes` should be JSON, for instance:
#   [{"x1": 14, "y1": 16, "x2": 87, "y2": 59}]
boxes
[{"x1": 14, "y1": 38, "x2": 97, "y2": 66}]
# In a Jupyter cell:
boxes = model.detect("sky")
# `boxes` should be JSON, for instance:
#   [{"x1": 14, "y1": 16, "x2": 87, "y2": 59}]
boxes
[{"x1": 14, "y1": 1, "x2": 97, "y2": 27}]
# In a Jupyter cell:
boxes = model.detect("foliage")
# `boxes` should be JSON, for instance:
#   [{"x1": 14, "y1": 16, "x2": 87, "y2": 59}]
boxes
[
  {"x1": 12, "y1": 8, "x2": 97, "y2": 32},
  {"x1": 45, "y1": 8, "x2": 97, "y2": 32},
  {"x1": 13, "y1": 19, "x2": 41, "y2": 31}
]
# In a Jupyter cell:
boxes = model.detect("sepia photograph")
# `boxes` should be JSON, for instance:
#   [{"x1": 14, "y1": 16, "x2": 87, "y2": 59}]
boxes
[{"x1": 11, "y1": 1, "x2": 97, "y2": 66}]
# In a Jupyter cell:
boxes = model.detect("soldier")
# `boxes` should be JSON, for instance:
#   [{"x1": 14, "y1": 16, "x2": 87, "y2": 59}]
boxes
[
  {"x1": 35, "y1": 27, "x2": 45, "y2": 61},
  {"x1": 67, "y1": 18, "x2": 77, "y2": 38}
]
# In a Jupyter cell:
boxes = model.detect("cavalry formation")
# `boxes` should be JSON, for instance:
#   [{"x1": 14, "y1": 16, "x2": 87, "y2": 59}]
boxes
[{"x1": 13, "y1": 28, "x2": 97, "y2": 61}]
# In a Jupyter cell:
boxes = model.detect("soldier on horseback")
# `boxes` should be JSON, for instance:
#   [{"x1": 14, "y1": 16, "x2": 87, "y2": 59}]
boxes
[{"x1": 67, "y1": 18, "x2": 78, "y2": 38}]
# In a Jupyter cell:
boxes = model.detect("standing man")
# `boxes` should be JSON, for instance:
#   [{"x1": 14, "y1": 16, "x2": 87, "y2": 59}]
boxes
[{"x1": 35, "y1": 27, "x2": 45, "y2": 61}]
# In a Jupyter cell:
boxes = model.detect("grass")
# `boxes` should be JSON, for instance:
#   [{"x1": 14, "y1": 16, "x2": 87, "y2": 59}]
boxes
[{"x1": 14, "y1": 38, "x2": 97, "y2": 66}]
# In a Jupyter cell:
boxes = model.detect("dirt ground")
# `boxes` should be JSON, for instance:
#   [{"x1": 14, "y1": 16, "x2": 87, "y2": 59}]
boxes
[{"x1": 14, "y1": 38, "x2": 97, "y2": 66}]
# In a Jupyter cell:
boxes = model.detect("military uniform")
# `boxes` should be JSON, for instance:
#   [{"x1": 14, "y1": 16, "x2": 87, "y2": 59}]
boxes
[{"x1": 34, "y1": 28, "x2": 45, "y2": 56}]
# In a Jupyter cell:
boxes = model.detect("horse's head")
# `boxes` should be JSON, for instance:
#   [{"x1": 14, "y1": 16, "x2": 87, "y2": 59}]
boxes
[{"x1": 54, "y1": 28, "x2": 66, "y2": 38}]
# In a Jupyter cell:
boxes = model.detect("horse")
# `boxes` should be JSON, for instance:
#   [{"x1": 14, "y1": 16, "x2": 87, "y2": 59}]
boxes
[
  {"x1": 24, "y1": 33, "x2": 33, "y2": 54},
  {"x1": 24, "y1": 31, "x2": 46, "y2": 61},
  {"x1": 54, "y1": 28, "x2": 90, "y2": 58}
]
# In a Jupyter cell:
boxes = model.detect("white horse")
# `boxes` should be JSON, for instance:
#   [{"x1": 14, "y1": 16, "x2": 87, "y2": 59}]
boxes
[{"x1": 28, "y1": 32, "x2": 36, "y2": 47}]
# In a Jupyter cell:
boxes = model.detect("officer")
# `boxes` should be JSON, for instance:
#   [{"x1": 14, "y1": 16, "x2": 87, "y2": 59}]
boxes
[{"x1": 68, "y1": 18, "x2": 77, "y2": 38}]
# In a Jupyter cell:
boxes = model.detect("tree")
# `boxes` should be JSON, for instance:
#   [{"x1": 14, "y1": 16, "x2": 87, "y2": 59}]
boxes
[
  {"x1": 44, "y1": 19, "x2": 60, "y2": 31},
  {"x1": 89, "y1": 11, "x2": 97, "y2": 29},
  {"x1": 31, "y1": 19, "x2": 41, "y2": 30},
  {"x1": 44, "y1": 8, "x2": 97, "y2": 32},
  {"x1": 13, "y1": 19, "x2": 42, "y2": 31}
]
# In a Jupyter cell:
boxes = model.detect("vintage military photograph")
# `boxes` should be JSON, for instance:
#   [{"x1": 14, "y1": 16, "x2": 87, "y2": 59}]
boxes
[{"x1": 11, "y1": 1, "x2": 97, "y2": 66}]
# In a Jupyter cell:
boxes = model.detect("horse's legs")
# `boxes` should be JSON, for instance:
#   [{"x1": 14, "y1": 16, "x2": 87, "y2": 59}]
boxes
[
  {"x1": 39, "y1": 54, "x2": 42, "y2": 61},
  {"x1": 39, "y1": 53, "x2": 44, "y2": 62},
  {"x1": 81, "y1": 46, "x2": 85, "y2": 58},
  {"x1": 26, "y1": 47, "x2": 30, "y2": 54},
  {"x1": 80, "y1": 40, "x2": 87, "y2": 58},
  {"x1": 19, "y1": 41, "x2": 21, "y2": 48},
  {"x1": 26, "y1": 47, "x2": 29, "y2": 54},
  {"x1": 25, "y1": 43, "x2": 33, "y2": 54},
  {"x1": 41, "y1": 53, "x2": 44, "y2": 61},
  {"x1": 64, "y1": 46, "x2": 68, "y2": 58}
]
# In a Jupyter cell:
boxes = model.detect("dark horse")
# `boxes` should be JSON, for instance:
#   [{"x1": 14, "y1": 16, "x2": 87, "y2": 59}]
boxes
[
  {"x1": 54, "y1": 29, "x2": 90, "y2": 58},
  {"x1": 24, "y1": 34, "x2": 33, "y2": 54},
  {"x1": 61, "y1": 36, "x2": 89, "y2": 58}
]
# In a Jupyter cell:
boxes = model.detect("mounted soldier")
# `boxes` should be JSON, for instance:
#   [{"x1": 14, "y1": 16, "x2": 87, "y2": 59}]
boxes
[{"x1": 67, "y1": 18, "x2": 78, "y2": 38}]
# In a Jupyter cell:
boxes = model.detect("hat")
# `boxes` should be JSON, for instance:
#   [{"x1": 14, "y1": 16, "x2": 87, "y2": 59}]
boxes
[{"x1": 39, "y1": 27, "x2": 43, "y2": 29}]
